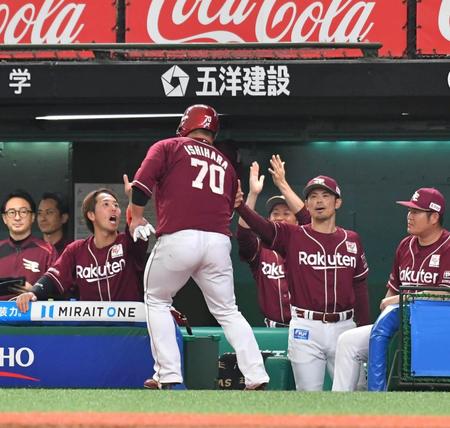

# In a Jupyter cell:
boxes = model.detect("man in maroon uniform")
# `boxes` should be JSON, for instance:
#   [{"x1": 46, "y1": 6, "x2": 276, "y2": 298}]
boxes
[
  {"x1": 0, "y1": 190, "x2": 57, "y2": 300},
  {"x1": 16, "y1": 188, "x2": 147, "y2": 310},
  {"x1": 37, "y1": 192, "x2": 71, "y2": 256},
  {"x1": 237, "y1": 158, "x2": 310, "y2": 327},
  {"x1": 130, "y1": 104, "x2": 269, "y2": 390},
  {"x1": 333, "y1": 187, "x2": 450, "y2": 391},
  {"x1": 236, "y1": 175, "x2": 369, "y2": 391}
]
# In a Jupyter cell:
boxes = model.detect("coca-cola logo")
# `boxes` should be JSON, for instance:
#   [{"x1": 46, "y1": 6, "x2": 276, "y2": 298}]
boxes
[
  {"x1": 0, "y1": 0, "x2": 86, "y2": 44},
  {"x1": 439, "y1": 0, "x2": 450, "y2": 41},
  {"x1": 146, "y1": 0, "x2": 376, "y2": 44}
]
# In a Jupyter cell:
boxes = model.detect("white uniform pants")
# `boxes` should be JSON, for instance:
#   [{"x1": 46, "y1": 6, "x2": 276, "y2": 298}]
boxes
[
  {"x1": 332, "y1": 324, "x2": 373, "y2": 391},
  {"x1": 144, "y1": 229, "x2": 269, "y2": 387},
  {"x1": 288, "y1": 312, "x2": 356, "y2": 391}
]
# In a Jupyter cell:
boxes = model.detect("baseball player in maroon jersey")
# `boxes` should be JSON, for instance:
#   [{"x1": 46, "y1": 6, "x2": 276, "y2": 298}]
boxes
[
  {"x1": 237, "y1": 158, "x2": 310, "y2": 327},
  {"x1": 333, "y1": 187, "x2": 450, "y2": 391},
  {"x1": 16, "y1": 187, "x2": 148, "y2": 311},
  {"x1": 236, "y1": 175, "x2": 370, "y2": 391},
  {"x1": 0, "y1": 190, "x2": 57, "y2": 300},
  {"x1": 129, "y1": 104, "x2": 269, "y2": 390}
]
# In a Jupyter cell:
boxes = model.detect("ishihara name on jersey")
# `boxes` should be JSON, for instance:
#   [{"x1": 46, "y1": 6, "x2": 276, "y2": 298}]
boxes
[
  {"x1": 133, "y1": 137, "x2": 238, "y2": 237},
  {"x1": 388, "y1": 230, "x2": 450, "y2": 292}
]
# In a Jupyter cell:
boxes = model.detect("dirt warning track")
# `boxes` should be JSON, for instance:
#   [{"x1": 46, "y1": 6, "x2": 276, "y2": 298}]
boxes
[{"x1": 1, "y1": 413, "x2": 450, "y2": 428}]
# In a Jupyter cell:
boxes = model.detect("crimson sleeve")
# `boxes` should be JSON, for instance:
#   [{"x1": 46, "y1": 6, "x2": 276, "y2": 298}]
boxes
[
  {"x1": 236, "y1": 203, "x2": 275, "y2": 245},
  {"x1": 236, "y1": 225, "x2": 259, "y2": 263},
  {"x1": 353, "y1": 278, "x2": 370, "y2": 326},
  {"x1": 295, "y1": 206, "x2": 311, "y2": 225}
]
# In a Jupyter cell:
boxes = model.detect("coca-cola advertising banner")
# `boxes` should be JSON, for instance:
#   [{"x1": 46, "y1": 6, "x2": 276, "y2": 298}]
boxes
[
  {"x1": 417, "y1": 0, "x2": 450, "y2": 54},
  {"x1": 0, "y1": 0, "x2": 116, "y2": 44},
  {"x1": 126, "y1": 0, "x2": 406, "y2": 57}
]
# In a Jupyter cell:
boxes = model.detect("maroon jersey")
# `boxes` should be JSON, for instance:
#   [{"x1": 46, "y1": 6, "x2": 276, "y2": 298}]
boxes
[
  {"x1": 0, "y1": 235, "x2": 57, "y2": 300},
  {"x1": 272, "y1": 223, "x2": 369, "y2": 313},
  {"x1": 237, "y1": 208, "x2": 311, "y2": 324},
  {"x1": 0, "y1": 235, "x2": 57, "y2": 284},
  {"x1": 53, "y1": 237, "x2": 71, "y2": 256},
  {"x1": 238, "y1": 225, "x2": 291, "y2": 324},
  {"x1": 133, "y1": 137, "x2": 238, "y2": 237},
  {"x1": 387, "y1": 229, "x2": 450, "y2": 293},
  {"x1": 44, "y1": 229, "x2": 147, "y2": 301}
]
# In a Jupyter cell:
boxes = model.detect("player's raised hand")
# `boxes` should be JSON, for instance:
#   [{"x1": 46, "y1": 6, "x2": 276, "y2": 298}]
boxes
[
  {"x1": 234, "y1": 179, "x2": 244, "y2": 209},
  {"x1": 123, "y1": 174, "x2": 132, "y2": 198},
  {"x1": 249, "y1": 161, "x2": 265, "y2": 196},
  {"x1": 268, "y1": 154, "x2": 287, "y2": 188}
]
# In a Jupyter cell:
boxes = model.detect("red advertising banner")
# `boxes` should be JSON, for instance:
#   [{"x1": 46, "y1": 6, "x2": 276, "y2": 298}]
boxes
[
  {"x1": 417, "y1": 0, "x2": 450, "y2": 55},
  {"x1": 0, "y1": 0, "x2": 116, "y2": 44},
  {"x1": 126, "y1": 0, "x2": 406, "y2": 57}
]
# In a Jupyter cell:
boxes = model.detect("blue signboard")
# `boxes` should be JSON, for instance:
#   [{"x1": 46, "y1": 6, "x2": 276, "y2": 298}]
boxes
[
  {"x1": 410, "y1": 300, "x2": 450, "y2": 377},
  {"x1": 0, "y1": 323, "x2": 184, "y2": 388}
]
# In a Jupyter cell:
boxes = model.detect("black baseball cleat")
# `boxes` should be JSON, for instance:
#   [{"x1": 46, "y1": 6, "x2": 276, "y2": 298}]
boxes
[{"x1": 243, "y1": 383, "x2": 267, "y2": 391}]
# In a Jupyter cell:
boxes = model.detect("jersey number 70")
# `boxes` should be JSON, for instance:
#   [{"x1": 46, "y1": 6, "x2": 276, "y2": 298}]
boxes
[{"x1": 191, "y1": 157, "x2": 225, "y2": 195}]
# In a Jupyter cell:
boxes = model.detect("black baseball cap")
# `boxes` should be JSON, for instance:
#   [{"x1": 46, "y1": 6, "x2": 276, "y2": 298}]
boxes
[{"x1": 265, "y1": 195, "x2": 288, "y2": 215}]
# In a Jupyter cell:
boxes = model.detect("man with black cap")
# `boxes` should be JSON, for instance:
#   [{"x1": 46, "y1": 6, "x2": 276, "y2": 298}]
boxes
[
  {"x1": 237, "y1": 159, "x2": 310, "y2": 328},
  {"x1": 333, "y1": 187, "x2": 450, "y2": 391},
  {"x1": 235, "y1": 173, "x2": 370, "y2": 391}
]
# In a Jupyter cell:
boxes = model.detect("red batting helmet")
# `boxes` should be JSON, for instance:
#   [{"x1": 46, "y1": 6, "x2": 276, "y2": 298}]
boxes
[{"x1": 176, "y1": 104, "x2": 219, "y2": 137}]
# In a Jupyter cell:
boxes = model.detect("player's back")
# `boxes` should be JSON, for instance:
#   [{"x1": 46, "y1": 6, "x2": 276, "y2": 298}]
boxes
[{"x1": 135, "y1": 137, "x2": 237, "y2": 237}]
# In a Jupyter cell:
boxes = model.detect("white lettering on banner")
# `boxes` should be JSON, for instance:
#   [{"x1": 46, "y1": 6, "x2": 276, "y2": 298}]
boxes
[
  {"x1": 399, "y1": 267, "x2": 439, "y2": 285},
  {"x1": 261, "y1": 262, "x2": 285, "y2": 279},
  {"x1": 9, "y1": 68, "x2": 31, "y2": 95},
  {"x1": 0, "y1": 347, "x2": 34, "y2": 368},
  {"x1": 147, "y1": 0, "x2": 375, "y2": 43},
  {"x1": 439, "y1": 0, "x2": 450, "y2": 41},
  {"x1": 57, "y1": 304, "x2": 136, "y2": 318},
  {"x1": 0, "y1": 0, "x2": 86, "y2": 44},
  {"x1": 298, "y1": 251, "x2": 356, "y2": 269},
  {"x1": 75, "y1": 259, "x2": 126, "y2": 282},
  {"x1": 196, "y1": 65, "x2": 290, "y2": 96}
]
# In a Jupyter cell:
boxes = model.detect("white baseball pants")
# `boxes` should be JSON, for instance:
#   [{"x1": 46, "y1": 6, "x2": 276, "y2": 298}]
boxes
[
  {"x1": 144, "y1": 229, "x2": 269, "y2": 388},
  {"x1": 332, "y1": 324, "x2": 373, "y2": 391},
  {"x1": 288, "y1": 312, "x2": 356, "y2": 391}
]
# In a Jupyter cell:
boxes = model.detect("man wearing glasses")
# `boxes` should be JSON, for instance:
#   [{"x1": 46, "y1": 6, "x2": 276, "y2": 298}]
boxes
[{"x1": 0, "y1": 190, "x2": 57, "y2": 300}]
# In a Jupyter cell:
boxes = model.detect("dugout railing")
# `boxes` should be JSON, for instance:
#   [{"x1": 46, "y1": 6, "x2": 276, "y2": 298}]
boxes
[{"x1": 388, "y1": 286, "x2": 450, "y2": 391}]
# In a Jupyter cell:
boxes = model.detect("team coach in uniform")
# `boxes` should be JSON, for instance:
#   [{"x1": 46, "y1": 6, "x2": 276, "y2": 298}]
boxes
[{"x1": 235, "y1": 175, "x2": 370, "y2": 391}]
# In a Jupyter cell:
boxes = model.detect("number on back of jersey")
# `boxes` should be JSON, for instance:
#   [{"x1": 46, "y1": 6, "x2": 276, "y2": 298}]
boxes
[{"x1": 191, "y1": 157, "x2": 225, "y2": 195}]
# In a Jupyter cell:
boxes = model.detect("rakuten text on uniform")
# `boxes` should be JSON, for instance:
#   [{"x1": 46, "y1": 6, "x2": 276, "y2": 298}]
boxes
[{"x1": 298, "y1": 252, "x2": 356, "y2": 268}]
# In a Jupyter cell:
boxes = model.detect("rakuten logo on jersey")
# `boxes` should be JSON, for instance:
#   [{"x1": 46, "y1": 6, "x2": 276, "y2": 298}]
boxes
[
  {"x1": 261, "y1": 262, "x2": 285, "y2": 280},
  {"x1": 399, "y1": 267, "x2": 438, "y2": 285},
  {"x1": 76, "y1": 259, "x2": 126, "y2": 283},
  {"x1": 298, "y1": 252, "x2": 356, "y2": 269}
]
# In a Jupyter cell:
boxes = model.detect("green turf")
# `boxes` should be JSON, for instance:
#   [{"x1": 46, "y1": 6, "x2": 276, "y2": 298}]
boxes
[{"x1": 0, "y1": 390, "x2": 450, "y2": 415}]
